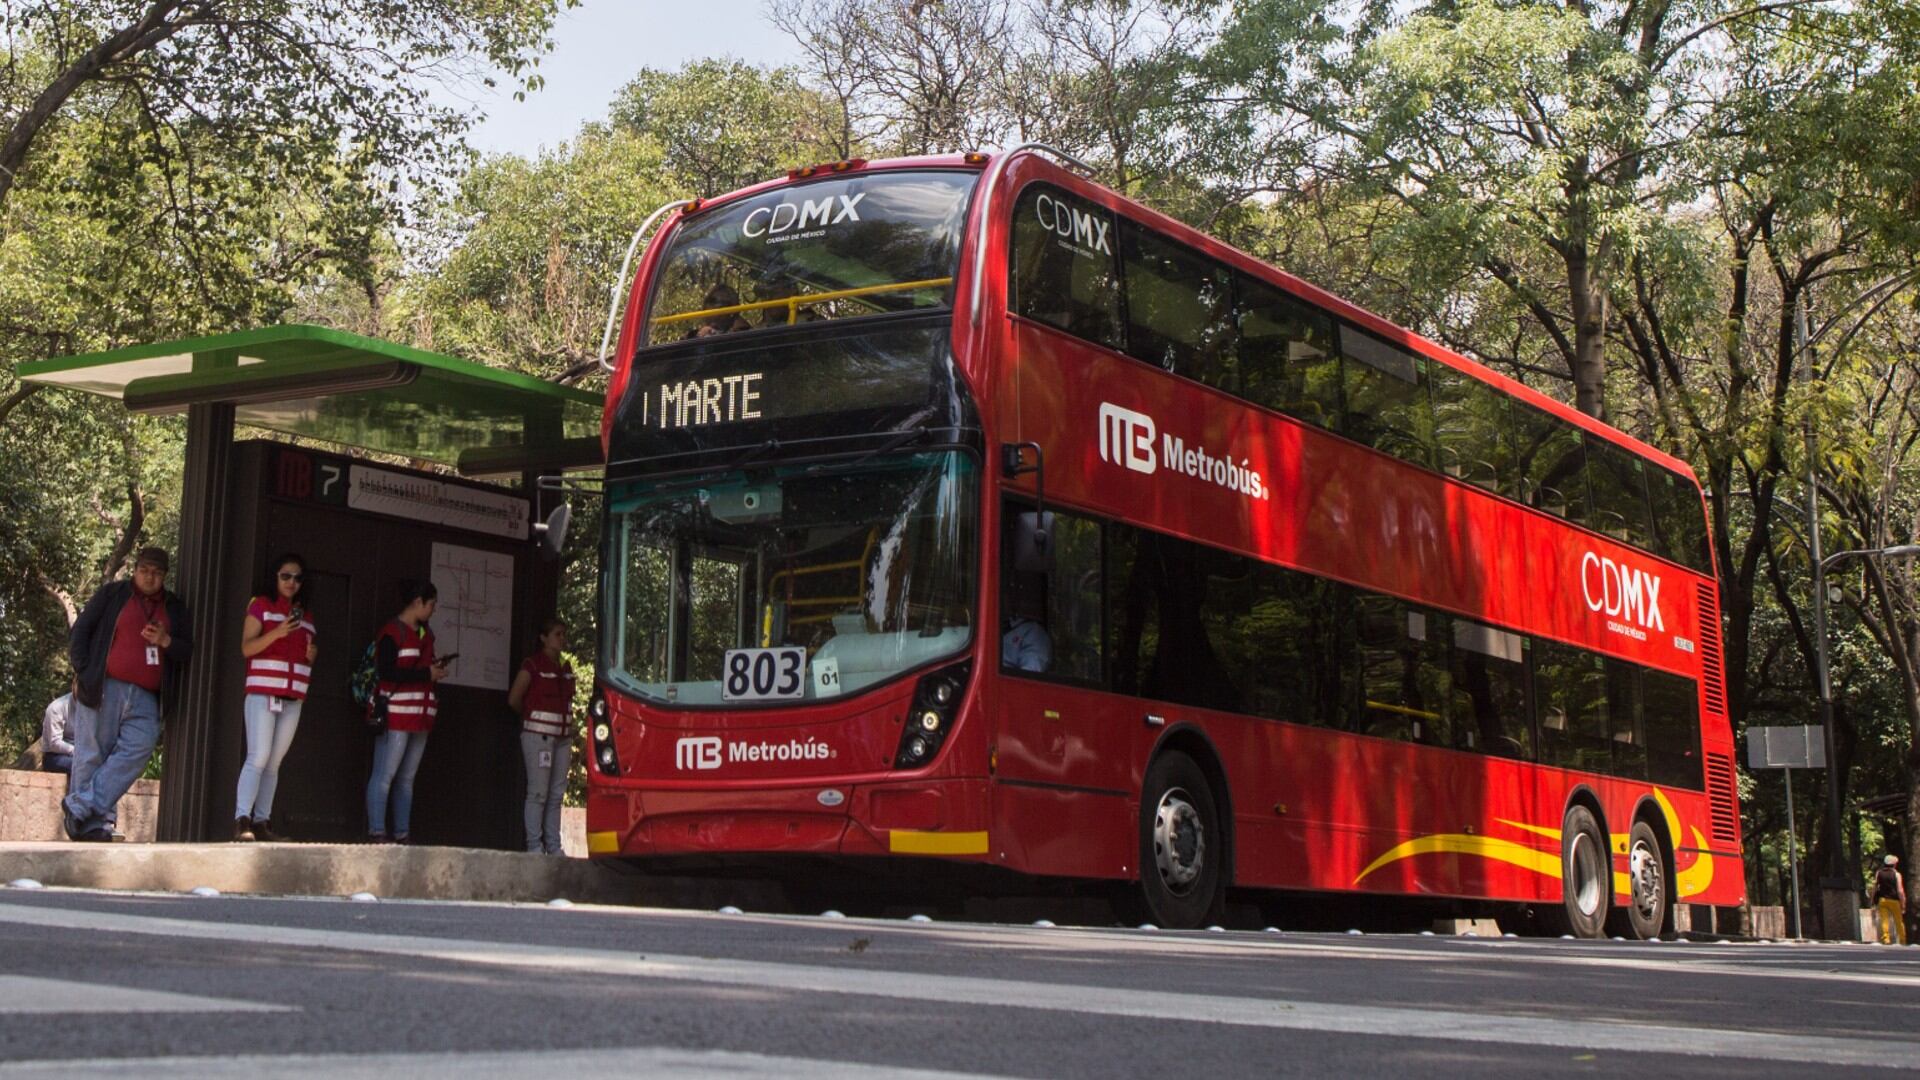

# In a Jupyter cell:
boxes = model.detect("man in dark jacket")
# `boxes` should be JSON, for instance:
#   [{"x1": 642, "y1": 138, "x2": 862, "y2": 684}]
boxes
[{"x1": 63, "y1": 546, "x2": 193, "y2": 841}]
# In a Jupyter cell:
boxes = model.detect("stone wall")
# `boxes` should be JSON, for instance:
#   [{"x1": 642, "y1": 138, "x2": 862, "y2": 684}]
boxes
[{"x1": 0, "y1": 769, "x2": 160, "y2": 842}]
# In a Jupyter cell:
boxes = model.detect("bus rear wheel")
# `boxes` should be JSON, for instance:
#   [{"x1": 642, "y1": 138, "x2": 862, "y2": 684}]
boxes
[
  {"x1": 1608, "y1": 820, "x2": 1668, "y2": 941},
  {"x1": 1134, "y1": 752, "x2": 1224, "y2": 930},
  {"x1": 1555, "y1": 804, "x2": 1609, "y2": 940}
]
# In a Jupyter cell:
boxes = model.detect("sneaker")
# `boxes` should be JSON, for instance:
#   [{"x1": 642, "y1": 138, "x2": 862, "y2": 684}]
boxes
[
  {"x1": 367, "y1": 832, "x2": 390, "y2": 844},
  {"x1": 61, "y1": 802, "x2": 84, "y2": 841},
  {"x1": 79, "y1": 827, "x2": 113, "y2": 843},
  {"x1": 233, "y1": 816, "x2": 255, "y2": 842},
  {"x1": 251, "y1": 819, "x2": 281, "y2": 843}
]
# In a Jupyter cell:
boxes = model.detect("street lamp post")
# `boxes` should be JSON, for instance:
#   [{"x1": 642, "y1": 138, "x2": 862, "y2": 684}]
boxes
[{"x1": 1811, "y1": 542, "x2": 1920, "y2": 939}]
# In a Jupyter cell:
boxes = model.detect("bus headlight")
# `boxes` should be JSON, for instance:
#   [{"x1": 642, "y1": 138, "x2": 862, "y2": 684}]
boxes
[
  {"x1": 591, "y1": 689, "x2": 619, "y2": 776},
  {"x1": 894, "y1": 662, "x2": 970, "y2": 769}
]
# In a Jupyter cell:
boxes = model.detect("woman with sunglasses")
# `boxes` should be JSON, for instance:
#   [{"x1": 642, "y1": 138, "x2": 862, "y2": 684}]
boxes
[{"x1": 233, "y1": 553, "x2": 317, "y2": 841}]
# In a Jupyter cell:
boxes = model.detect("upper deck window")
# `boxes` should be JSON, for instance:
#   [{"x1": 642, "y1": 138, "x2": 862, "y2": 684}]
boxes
[
  {"x1": 1010, "y1": 185, "x2": 1123, "y2": 350},
  {"x1": 644, "y1": 170, "x2": 975, "y2": 346}
]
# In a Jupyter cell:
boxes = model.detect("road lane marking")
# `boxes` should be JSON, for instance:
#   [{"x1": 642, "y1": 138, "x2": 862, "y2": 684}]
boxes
[
  {"x1": 0, "y1": 975, "x2": 292, "y2": 1015},
  {"x1": 0, "y1": 900, "x2": 1912, "y2": 1068},
  {"x1": 0, "y1": 1047, "x2": 1007, "y2": 1079}
]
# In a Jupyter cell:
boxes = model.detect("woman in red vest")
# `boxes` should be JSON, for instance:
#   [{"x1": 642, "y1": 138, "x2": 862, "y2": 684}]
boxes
[
  {"x1": 507, "y1": 618, "x2": 576, "y2": 854},
  {"x1": 233, "y1": 553, "x2": 316, "y2": 841},
  {"x1": 364, "y1": 580, "x2": 448, "y2": 842}
]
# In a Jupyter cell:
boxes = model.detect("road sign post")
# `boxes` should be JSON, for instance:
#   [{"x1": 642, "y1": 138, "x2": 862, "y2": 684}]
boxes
[{"x1": 1748, "y1": 725, "x2": 1828, "y2": 939}]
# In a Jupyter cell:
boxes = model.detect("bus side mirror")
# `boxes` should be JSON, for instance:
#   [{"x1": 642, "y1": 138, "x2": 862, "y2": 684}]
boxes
[
  {"x1": 1013, "y1": 510, "x2": 1054, "y2": 574},
  {"x1": 534, "y1": 503, "x2": 572, "y2": 562}
]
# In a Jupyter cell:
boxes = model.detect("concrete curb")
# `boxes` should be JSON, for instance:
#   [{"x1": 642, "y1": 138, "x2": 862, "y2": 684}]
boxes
[{"x1": 0, "y1": 842, "x2": 783, "y2": 909}]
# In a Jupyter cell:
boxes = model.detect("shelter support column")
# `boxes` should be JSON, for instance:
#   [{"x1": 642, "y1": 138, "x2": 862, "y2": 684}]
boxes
[{"x1": 157, "y1": 399, "x2": 235, "y2": 842}]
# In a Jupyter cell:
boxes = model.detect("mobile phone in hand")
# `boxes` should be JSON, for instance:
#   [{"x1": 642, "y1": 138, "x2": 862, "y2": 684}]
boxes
[{"x1": 438, "y1": 653, "x2": 459, "y2": 665}]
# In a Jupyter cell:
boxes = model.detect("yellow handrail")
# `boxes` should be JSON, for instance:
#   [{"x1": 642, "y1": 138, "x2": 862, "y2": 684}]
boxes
[
  {"x1": 652, "y1": 277, "x2": 954, "y2": 327},
  {"x1": 1364, "y1": 699, "x2": 1442, "y2": 722}
]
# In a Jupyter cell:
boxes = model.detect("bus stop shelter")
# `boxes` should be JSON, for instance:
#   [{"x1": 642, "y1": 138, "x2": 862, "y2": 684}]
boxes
[{"x1": 21, "y1": 324, "x2": 603, "y2": 845}]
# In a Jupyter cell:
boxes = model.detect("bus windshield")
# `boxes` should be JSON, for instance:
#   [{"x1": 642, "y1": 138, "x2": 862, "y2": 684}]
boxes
[
  {"x1": 606, "y1": 450, "x2": 977, "y2": 706},
  {"x1": 644, "y1": 170, "x2": 975, "y2": 346}
]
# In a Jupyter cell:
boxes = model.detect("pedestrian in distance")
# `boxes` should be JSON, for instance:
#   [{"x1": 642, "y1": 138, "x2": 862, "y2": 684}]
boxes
[
  {"x1": 364, "y1": 580, "x2": 448, "y2": 843},
  {"x1": 63, "y1": 546, "x2": 193, "y2": 842},
  {"x1": 40, "y1": 683, "x2": 76, "y2": 774},
  {"x1": 1874, "y1": 854, "x2": 1907, "y2": 946},
  {"x1": 233, "y1": 553, "x2": 316, "y2": 842},
  {"x1": 507, "y1": 617, "x2": 576, "y2": 855}
]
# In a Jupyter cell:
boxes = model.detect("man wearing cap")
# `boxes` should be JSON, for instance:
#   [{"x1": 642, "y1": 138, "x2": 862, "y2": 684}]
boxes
[
  {"x1": 63, "y1": 547, "x2": 193, "y2": 842},
  {"x1": 1874, "y1": 854, "x2": 1907, "y2": 945}
]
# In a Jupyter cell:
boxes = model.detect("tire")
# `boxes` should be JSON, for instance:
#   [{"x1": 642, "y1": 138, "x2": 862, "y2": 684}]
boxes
[
  {"x1": 1135, "y1": 752, "x2": 1225, "y2": 929},
  {"x1": 1555, "y1": 804, "x2": 1610, "y2": 940},
  {"x1": 1609, "y1": 819, "x2": 1668, "y2": 941}
]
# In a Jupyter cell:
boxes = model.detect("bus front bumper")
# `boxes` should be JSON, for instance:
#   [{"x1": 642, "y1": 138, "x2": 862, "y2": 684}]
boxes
[{"x1": 585, "y1": 777, "x2": 993, "y2": 860}]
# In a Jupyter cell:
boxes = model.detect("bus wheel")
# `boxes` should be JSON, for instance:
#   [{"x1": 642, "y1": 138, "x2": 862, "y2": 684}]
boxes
[
  {"x1": 1612, "y1": 820, "x2": 1668, "y2": 941},
  {"x1": 1137, "y1": 752, "x2": 1224, "y2": 929},
  {"x1": 1557, "y1": 805, "x2": 1609, "y2": 940}
]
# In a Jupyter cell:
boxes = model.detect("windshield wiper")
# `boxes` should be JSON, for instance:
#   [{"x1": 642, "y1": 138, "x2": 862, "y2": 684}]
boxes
[{"x1": 806, "y1": 427, "x2": 929, "y2": 474}]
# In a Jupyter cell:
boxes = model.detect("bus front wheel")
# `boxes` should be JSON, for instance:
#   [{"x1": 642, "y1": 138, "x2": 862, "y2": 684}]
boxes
[
  {"x1": 1556, "y1": 804, "x2": 1610, "y2": 939},
  {"x1": 1134, "y1": 752, "x2": 1225, "y2": 930}
]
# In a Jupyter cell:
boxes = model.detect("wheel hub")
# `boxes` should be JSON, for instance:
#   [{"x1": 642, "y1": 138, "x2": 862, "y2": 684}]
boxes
[
  {"x1": 1630, "y1": 839, "x2": 1662, "y2": 920},
  {"x1": 1569, "y1": 832, "x2": 1603, "y2": 917},
  {"x1": 1152, "y1": 788, "x2": 1204, "y2": 893}
]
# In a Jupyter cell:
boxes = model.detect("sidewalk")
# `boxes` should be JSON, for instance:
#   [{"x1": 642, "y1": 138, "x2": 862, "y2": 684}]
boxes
[{"x1": 0, "y1": 841, "x2": 783, "y2": 908}]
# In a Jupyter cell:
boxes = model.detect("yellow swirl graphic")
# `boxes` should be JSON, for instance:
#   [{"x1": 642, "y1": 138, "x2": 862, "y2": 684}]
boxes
[
  {"x1": 1355, "y1": 789, "x2": 1715, "y2": 898},
  {"x1": 1352, "y1": 834, "x2": 1561, "y2": 887}
]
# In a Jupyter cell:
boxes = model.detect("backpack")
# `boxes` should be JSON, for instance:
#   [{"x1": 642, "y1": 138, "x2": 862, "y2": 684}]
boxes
[{"x1": 348, "y1": 638, "x2": 381, "y2": 709}]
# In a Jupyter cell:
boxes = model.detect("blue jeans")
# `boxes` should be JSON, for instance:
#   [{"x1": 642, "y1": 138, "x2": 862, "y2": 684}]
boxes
[
  {"x1": 366, "y1": 729, "x2": 429, "y2": 838},
  {"x1": 64, "y1": 679, "x2": 161, "y2": 833},
  {"x1": 520, "y1": 731, "x2": 571, "y2": 854},
  {"x1": 235, "y1": 694, "x2": 302, "y2": 822}
]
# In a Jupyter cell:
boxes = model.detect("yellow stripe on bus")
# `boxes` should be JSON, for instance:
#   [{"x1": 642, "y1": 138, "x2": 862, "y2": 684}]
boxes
[
  {"x1": 888, "y1": 830, "x2": 989, "y2": 856},
  {"x1": 586, "y1": 830, "x2": 621, "y2": 855}
]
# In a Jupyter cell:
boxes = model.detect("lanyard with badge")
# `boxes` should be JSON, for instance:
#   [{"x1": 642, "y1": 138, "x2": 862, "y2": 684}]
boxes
[{"x1": 137, "y1": 593, "x2": 162, "y2": 667}]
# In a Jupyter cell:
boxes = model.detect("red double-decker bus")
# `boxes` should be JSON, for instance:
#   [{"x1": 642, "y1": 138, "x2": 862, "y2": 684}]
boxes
[{"x1": 582, "y1": 147, "x2": 1744, "y2": 935}]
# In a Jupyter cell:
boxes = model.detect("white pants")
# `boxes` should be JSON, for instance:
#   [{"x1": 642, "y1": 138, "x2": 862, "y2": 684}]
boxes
[
  {"x1": 235, "y1": 694, "x2": 302, "y2": 822},
  {"x1": 520, "y1": 731, "x2": 571, "y2": 854}
]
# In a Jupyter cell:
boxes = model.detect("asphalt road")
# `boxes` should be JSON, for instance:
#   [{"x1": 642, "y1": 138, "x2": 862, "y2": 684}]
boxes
[{"x1": 1, "y1": 887, "x2": 1917, "y2": 1078}]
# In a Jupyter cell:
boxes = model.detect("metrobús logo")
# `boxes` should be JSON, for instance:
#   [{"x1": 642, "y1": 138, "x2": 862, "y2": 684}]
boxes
[
  {"x1": 1097, "y1": 402, "x2": 1269, "y2": 501},
  {"x1": 742, "y1": 192, "x2": 865, "y2": 245},
  {"x1": 673, "y1": 735, "x2": 834, "y2": 771},
  {"x1": 1581, "y1": 551, "x2": 1664, "y2": 641}
]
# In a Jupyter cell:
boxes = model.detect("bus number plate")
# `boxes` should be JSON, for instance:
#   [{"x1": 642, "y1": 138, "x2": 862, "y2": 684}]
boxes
[{"x1": 721, "y1": 647, "x2": 807, "y2": 702}]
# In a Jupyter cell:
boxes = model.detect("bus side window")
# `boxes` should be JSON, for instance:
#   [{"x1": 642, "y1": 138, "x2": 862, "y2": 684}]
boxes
[
  {"x1": 1430, "y1": 362, "x2": 1509, "y2": 493},
  {"x1": 1449, "y1": 619, "x2": 1532, "y2": 759},
  {"x1": 1002, "y1": 505, "x2": 1102, "y2": 683},
  {"x1": 1649, "y1": 467, "x2": 1713, "y2": 572},
  {"x1": 1339, "y1": 328, "x2": 1435, "y2": 469},
  {"x1": 1104, "y1": 528, "x2": 1243, "y2": 713},
  {"x1": 1234, "y1": 274, "x2": 1340, "y2": 427},
  {"x1": 1118, "y1": 222, "x2": 1236, "y2": 384},
  {"x1": 1010, "y1": 185, "x2": 1124, "y2": 351},
  {"x1": 1643, "y1": 668, "x2": 1704, "y2": 789},
  {"x1": 1534, "y1": 639, "x2": 1608, "y2": 774},
  {"x1": 1604, "y1": 658, "x2": 1648, "y2": 780},
  {"x1": 1584, "y1": 434, "x2": 1655, "y2": 549},
  {"x1": 1509, "y1": 403, "x2": 1590, "y2": 526},
  {"x1": 1354, "y1": 596, "x2": 1451, "y2": 744}
]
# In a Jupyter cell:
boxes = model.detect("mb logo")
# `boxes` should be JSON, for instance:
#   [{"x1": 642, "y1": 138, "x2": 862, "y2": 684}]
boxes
[
  {"x1": 1098, "y1": 402, "x2": 1156, "y2": 474},
  {"x1": 674, "y1": 736, "x2": 722, "y2": 771}
]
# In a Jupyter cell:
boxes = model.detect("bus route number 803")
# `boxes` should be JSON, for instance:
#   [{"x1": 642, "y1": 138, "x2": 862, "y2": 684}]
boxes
[{"x1": 721, "y1": 647, "x2": 807, "y2": 702}]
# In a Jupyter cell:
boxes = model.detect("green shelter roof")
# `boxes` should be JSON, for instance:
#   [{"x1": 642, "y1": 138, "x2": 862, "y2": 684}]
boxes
[{"x1": 19, "y1": 324, "x2": 603, "y2": 475}]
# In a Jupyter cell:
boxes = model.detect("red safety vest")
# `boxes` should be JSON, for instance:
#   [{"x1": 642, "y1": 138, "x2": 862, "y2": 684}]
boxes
[
  {"x1": 377, "y1": 620, "x2": 437, "y2": 732},
  {"x1": 244, "y1": 596, "x2": 315, "y2": 700},
  {"x1": 520, "y1": 651, "x2": 575, "y2": 737}
]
